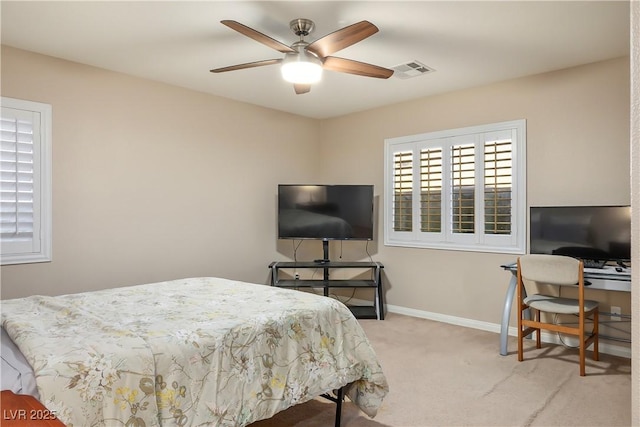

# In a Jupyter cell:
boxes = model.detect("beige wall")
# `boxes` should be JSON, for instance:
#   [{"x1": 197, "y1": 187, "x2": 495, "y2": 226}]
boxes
[
  {"x1": 319, "y1": 56, "x2": 631, "y2": 327},
  {"x1": 0, "y1": 46, "x2": 321, "y2": 298},
  {"x1": 0, "y1": 47, "x2": 632, "y2": 336}
]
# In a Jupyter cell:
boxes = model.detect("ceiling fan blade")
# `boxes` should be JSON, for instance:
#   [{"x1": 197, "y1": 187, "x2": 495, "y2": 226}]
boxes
[
  {"x1": 210, "y1": 58, "x2": 282, "y2": 73},
  {"x1": 294, "y1": 84, "x2": 311, "y2": 94},
  {"x1": 221, "y1": 20, "x2": 295, "y2": 53},
  {"x1": 306, "y1": 21, "x2": 379, "y2": 57},
  {"x1": 322, "y1": 56, "x2": 394, "y2": 79}
]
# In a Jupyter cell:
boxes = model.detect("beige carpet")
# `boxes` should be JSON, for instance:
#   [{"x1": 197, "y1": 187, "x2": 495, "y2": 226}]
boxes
[{"x1": 249, "y1": 313, "x2": 631, "y2": 427}]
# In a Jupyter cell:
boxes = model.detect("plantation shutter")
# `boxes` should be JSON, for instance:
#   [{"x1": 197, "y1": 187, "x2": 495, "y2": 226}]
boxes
[
  {"x1": 392, "y1": 150, "x2": 413, "y2": 232},
  {"x1": 1, "y1": 98, "x2": 51, "y2": 265},
  {"x1": 484, "y1": 137, "x2": 512, "y2": 235},
  {"x1": 451, "y1": 143, "x2": 475, "y2": 234},
  {"x1": 420, "y1": 147, "x2": 442, "y2": 232},
  {"x1": 1, "y1": 110, "x2": 35, "y2": 241}
]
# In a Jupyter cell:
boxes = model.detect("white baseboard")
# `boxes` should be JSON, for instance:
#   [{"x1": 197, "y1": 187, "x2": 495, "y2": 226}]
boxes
[{"x1": 373, "y1": 301, "x2": 632, "y2": 359}]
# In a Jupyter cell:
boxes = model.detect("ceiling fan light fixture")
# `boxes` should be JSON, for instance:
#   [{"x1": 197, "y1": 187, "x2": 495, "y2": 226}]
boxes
[{"x1": 281, "y1": 51, "x2": 323, "y2": 84}]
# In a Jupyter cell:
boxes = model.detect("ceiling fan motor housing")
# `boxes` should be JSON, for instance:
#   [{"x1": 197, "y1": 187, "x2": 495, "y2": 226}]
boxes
[{"x1": 290, "y1": 18, "x2": 315, "y2": 37}]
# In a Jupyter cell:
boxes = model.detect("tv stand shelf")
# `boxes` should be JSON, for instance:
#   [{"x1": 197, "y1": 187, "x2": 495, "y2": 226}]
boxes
[{"x1": 268, "y1": 261, "x2": 385, "y2": 320}]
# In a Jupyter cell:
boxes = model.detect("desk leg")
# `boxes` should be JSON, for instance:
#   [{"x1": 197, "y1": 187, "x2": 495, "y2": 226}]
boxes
[
  {"x1": 500, "y1": 272, "x2": 530, "y2": 356},
  {"x1": 500, "y1": 274, "x2": 518, "y2": 356}
]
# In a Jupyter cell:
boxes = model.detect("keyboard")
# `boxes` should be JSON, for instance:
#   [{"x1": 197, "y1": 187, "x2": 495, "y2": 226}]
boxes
[{"x1": 582, "y1": 259, "x2": 606, "y2": 269}]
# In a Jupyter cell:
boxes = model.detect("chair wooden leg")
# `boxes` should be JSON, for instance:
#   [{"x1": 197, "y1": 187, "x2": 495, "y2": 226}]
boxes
[
  {"x1": 517, "y1": 325, "x2": 524, "y2": 361},
  {"x1": 579, "y1": 338, "x2": 586, "y2": 376},
  {"x1": 578, "y1": 313, "x2": 597, "y2": 377},
  {"x1": 593, "y1": 309, "x2": 599, "y2": 361},
  {"x1": 517, "y1": 303, "x2": 524, "y2": 361},
  {"x1": 535, "y1": 310, "x2": 541, "y2": 349}
]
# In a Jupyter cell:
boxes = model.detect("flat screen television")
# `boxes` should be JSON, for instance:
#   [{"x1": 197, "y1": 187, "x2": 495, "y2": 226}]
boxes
[
  {"x1": 278, "y1": 184, "x2": 374, "y2": 240},
  {"x1": 529, "y1": 205, "x2": 631, "y2": 264}
]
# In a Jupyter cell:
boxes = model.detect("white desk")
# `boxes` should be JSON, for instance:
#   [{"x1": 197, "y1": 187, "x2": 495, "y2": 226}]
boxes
[{"x1": 499, "y1": 262, "x2": 631, "y2": 356}]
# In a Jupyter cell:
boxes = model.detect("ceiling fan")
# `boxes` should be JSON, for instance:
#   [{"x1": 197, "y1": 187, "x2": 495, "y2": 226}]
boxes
[{"x1": 210, "y1": 18, "x2": 394, "y2": 94}]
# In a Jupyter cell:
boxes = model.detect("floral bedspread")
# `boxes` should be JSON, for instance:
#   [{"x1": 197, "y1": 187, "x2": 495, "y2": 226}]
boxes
[{"x1": 1, "y1": 277, "x2": 388, "y2": 426}]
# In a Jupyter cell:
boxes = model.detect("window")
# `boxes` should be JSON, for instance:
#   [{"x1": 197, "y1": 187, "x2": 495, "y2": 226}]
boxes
[
  {"x1": 384, "y1": 120, "x2": 526, "y2": 254},
  {"x1": 1, "y1": 97, "x2": 52, "y2": 265}
]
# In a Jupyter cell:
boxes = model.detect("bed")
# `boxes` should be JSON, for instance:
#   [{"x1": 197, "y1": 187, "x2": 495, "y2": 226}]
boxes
[{"x1": 1, "y1": 277, "x2": 388, "y2": 426}]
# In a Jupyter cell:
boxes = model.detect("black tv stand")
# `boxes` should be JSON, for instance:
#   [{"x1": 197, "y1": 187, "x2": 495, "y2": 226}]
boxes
[
  {"x1": 268, "y1": 260, "x2": 385, "y2": 320},
  {"x1": 321, "y1": 240, "x2": 330, "y2": 264}
]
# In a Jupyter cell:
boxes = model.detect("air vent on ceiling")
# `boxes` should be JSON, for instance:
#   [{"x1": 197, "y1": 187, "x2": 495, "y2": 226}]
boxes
[{"x1": 392, "y1": 60, "x2": 435, "y2": 79}]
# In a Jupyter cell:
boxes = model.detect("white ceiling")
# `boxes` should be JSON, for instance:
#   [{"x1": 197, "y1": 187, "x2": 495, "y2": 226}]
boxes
[{"x1": 1, "y1": 1, "x2": 630, "y2": 119}]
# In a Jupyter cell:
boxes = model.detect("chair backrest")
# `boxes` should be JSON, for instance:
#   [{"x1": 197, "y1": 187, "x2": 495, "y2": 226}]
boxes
[{"x1": 518, "y1": 254, "x2": 581, "y2": 286}]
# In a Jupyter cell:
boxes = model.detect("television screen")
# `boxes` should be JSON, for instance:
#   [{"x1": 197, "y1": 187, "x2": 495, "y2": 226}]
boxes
[
  {"x1": 278, "y1": 184, "x2": 374, "y2": 240},
  {"x1": 530, "y1": 205, "x2": 631, "y2": 263}
]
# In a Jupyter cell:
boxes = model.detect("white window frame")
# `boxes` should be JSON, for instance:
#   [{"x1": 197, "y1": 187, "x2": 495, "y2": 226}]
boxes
[
  {"x1": 384, "y1": 119, "x2": 526, "y2": 254},
  {"x1": 1, "y1": 97, "x2": 52, "y2": 265}
]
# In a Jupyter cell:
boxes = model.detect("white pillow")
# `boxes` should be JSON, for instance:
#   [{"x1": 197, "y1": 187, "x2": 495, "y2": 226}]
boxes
[{"x1": 1, "y1": 327, "x2": 39, "y2": 398}]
